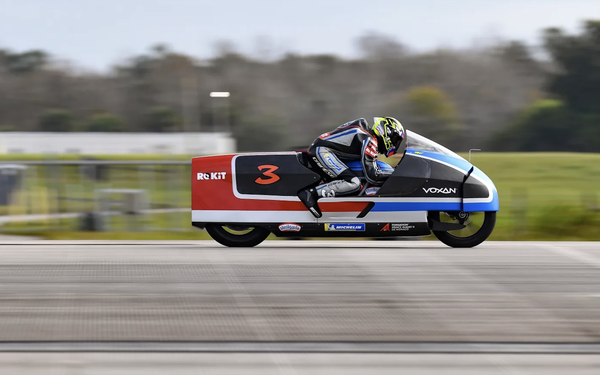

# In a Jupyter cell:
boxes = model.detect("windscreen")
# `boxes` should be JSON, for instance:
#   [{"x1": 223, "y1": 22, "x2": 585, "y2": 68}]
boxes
[{"x1": 406, "y1": 130, "x2": 463, "y2": 159}]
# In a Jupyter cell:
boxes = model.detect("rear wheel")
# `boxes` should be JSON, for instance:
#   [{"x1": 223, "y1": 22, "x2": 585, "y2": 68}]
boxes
[
  {"x1": 205, "y1": 224, "x2": 270, "y2": 247},
  {"x1": 429, "y1": 211, "x2": 496, "y2": 248}
]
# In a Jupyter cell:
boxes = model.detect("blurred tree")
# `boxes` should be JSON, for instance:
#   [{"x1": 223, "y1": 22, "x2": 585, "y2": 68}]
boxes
[
  {"x1": 578, "y1": 114, "x2": 600, "y2": 152},
  {"x1": 87, "y1": 113, "x2": 125, "y2": 132},
  {"x1": 2, "y1": 49, "x2": 48, "y2": 73},
  {"x1": 144, "y1": 106, "x2": 181, "y2": 132},
  {"x1": 355, "y1": 31, "x2": 409, "y2": 61},
  {"x1": 0, "y1": 33, "x2": 549, "y2": 148},
  {"x1": 112, "y1": 46, "x2": 164, "y2": 130},
  {"x1": 496, "y1": 41, "x2": 542, "y2": 75},
  {"x1": 0, "y1": 49, "x2": 7, "y2": 67},
  {"x1": 234, "y1": 114, "x2": 289, "y2": 152},
  {"x1": 38, "y1": 109, "x2": 74, "y2": 132},
  {"x1": 487, "y1": 99, "x2": 597, "y2": 151},
  {"x1": 542, "y1": 20, "x2": 600, "y2": 114},
  {"x1": 395, "y1": 86, "x2": 462, "y2": 145}
]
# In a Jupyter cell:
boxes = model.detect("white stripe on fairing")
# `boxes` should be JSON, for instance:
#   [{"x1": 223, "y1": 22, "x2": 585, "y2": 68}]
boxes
[
  {"x1": 230, "y1": 153, "x2": 494, "y2": 204},
  {"x1": 317, "y1": 197, "x2": 461, "y2": 203},
  {"x1": 191, "y1": 210, "x2": 429, "y2": 224},
  {"x1": 193, "y1": 210, "x2": 318, "y2": 223},
  {"x1": 320, "y1": 210, "x2": 427, "y2": 223}
]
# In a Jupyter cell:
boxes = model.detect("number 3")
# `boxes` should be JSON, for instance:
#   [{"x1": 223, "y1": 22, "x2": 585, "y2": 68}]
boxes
[{"x1": 255, "y1": 165, "x2": 280, "y2": 185}]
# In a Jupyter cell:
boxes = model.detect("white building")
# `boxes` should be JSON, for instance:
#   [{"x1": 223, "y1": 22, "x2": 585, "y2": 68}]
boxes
[{"x1": 0, "y1": 132, "x2": 236, "y2": 155}]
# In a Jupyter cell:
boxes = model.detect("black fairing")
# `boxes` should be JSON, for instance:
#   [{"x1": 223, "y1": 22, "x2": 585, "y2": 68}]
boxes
[
  {"x1": 376, "y1": 154, "x2": 430, "y2": 195},
  {"x1": 235, "y1": 154, "x2": 320, "y2": 196},
  {"x1": 376, "y1": 153, "x2": 466, "y2": 198},
  {"x1": 463, "y1": 173, "x2": 490, "y2": 199}
]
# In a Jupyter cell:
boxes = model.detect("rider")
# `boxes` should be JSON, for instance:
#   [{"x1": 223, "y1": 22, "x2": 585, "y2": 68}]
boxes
[{"x1": 298, "y1": 117, "x2": 407, "y2": 218}]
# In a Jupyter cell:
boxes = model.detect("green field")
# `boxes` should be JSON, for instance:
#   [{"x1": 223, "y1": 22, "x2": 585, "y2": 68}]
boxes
[
  {"x1": 1, "y1": 152, "x2": 599, "y2": 241},
  {"x1": 456, "y1": 152, "x2": 600, "y2": 240}
]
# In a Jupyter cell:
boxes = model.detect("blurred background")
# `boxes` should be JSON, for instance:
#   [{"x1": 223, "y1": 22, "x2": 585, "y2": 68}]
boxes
[{"x1": 0, "y1": 0, "x2": 599, "y2": 241}]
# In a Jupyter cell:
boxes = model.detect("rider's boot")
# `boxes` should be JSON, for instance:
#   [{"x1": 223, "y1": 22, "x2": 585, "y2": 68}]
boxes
[
  {"x1": 299, "y1": 178, "x2": 359, "y2": 218},
  {"x1": 298, "y1": 187, "x2": 322, "y2": 218}
]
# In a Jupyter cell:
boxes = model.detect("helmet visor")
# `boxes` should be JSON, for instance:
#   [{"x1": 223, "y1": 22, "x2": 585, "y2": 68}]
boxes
[{"x1": 385, "y1": 128, "x2": 404, "y2": 157}]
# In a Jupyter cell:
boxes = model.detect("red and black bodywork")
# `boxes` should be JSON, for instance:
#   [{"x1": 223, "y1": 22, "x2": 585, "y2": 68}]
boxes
[{"x1": 192, "y1": 131, "x2": 499, "y2": 248}]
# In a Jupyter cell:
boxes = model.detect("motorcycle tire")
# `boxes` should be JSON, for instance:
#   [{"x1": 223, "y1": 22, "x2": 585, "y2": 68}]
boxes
[
  {"x1": 429, "y1": 211, "x2": 496, "y2": 248},
  {"x1": 206, "y1": 224, "x2": 271, "y2": 247}
]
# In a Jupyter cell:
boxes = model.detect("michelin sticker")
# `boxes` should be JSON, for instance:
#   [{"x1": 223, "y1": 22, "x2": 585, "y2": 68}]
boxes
[
  {"x1": 324, "y1": 223, "x2": 365, "y2": 231},
  {"x1": 278, "y1": 223, "x2": 301, "y2": 232}
]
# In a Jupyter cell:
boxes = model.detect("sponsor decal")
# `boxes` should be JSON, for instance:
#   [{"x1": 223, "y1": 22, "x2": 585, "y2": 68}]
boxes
[
  {"x1": 381, "y1": 223, "x2": 415, "y2": 232},
  {"x1": 365, "y1": 187, "x2": 380, "y2": 196},
  {"x1": 324, "y1": 223, "x2": 365, "y2": 231},
  {"x1": 197, "y1": 172, "x2": 227, "y2": 180},
  {"x1": 255, "y1": 165, "x2": 280, "y2": 185},
  {"x1": 278, "y1": 223, "x2": 301, "y2": 232},
  {"x1": 391, "y1": 223, "x2": 415, "y2": 231},
  {"x1": 323, "y1": 153, "x2": 344, "y2": 173},
  {"x1": 423, "y1": 187, "x2": 457, "y2": 194},
  {"x1": 319, "y1": 132, "x2": 330, "y2": 139},
  {"x1": 312, "y1": 156, "x2": 337, "y2": 178},
  {"x1": 364, "y1": 139, "x2": 378, "y2": 158}
]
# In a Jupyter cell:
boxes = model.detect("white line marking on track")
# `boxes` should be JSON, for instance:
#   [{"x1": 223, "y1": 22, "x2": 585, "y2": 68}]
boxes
[
  {"x1": 203, "y1": 248, "x2": 298, "y2": 375},
  {"x1": 538, "y1": 243, "x2": 600, "y2": 268}
]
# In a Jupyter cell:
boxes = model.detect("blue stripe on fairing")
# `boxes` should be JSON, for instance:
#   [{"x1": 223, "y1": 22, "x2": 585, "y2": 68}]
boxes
[
  {"x1": 371, "y1": 200, "x2": 497, "y2": 212},
  {"x1": 371, "y1": 202, "x2": 463, "y2": 212},
  {"x1": 406, "y1": 149, "x2": 473, "y2": 174}
]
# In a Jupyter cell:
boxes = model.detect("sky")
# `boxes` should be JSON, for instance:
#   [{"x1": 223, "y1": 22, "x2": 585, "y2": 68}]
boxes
[{"x1": 1, "y1": 0, "x2": 599, "y2": 72}]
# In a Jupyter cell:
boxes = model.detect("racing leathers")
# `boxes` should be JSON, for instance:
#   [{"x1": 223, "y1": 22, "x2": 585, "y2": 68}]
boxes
[{"x1": 298, "y1": 118, "x2": 393, "y2": 218}]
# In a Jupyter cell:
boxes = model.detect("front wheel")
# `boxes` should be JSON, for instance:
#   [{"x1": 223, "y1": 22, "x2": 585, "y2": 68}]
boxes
[
  {"x1": 428, "y1": 211, "x2": 496, "y2": 248},
  {"x1": 205, "y1": 224, "x2": 270, "y2": 247}
]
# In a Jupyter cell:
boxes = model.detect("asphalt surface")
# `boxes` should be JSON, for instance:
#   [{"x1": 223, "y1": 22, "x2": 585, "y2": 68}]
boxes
[
  {"x1": 0, "y1": 353, "x2": 599, "y2": 375},
  {"x1": 0, "y1": 240, "x2": 598, "y2": 372}
]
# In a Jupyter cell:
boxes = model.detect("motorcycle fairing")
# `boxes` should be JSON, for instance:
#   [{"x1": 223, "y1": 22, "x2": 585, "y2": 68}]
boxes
[
  {"x1": 399, "y1": 149, "x2": 499, "y2": 212},
  {"x1": 191, "y1": 133, "x2": 499, "y2": 230}
]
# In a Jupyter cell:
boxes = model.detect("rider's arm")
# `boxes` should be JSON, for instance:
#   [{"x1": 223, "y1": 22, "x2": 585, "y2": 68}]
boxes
[{"x1": 361, "y1": 138, "x2": 393, "y2": 185}]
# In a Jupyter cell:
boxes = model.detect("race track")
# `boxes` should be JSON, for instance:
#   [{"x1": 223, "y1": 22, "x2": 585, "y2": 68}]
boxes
[{"x1": 0, "y1": 240, "x2": 599, "y2": 373}]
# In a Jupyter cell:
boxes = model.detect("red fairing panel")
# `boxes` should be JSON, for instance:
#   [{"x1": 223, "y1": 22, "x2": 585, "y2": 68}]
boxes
[{"x1": 191, "y1": 155, "x2": 369, "y2": 213}]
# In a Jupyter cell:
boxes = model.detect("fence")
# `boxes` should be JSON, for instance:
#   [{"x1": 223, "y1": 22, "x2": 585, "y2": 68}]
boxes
[{"x1": 0, "y1": 160, "x2": 192, "y2": 233}]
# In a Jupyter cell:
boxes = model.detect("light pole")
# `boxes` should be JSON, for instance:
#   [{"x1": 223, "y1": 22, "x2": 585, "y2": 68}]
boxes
[{"x1": 209, "y1": 92, "x2": 230, "y2": 133}]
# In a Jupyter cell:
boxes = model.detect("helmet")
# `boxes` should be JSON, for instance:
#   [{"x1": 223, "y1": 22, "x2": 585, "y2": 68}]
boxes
[{"x1": 372, "y1": 117, "x2": 407, "y2": 157}]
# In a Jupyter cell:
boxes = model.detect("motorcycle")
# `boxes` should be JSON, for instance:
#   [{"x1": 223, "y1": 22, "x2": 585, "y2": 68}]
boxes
[{"x1": 191, "y1": 130, "x2": 499, "y2": 248}]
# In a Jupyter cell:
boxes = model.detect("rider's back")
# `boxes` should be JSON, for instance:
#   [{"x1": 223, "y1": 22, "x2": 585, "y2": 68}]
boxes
[{"x1": 309, "y1": 118, "x2": 373, "y2": 160}]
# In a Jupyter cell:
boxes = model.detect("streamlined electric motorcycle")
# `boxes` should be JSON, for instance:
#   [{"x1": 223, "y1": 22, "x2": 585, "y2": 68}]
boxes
[{"x1": 191, "y1": 130, "x2": 499, "y2": 248}]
